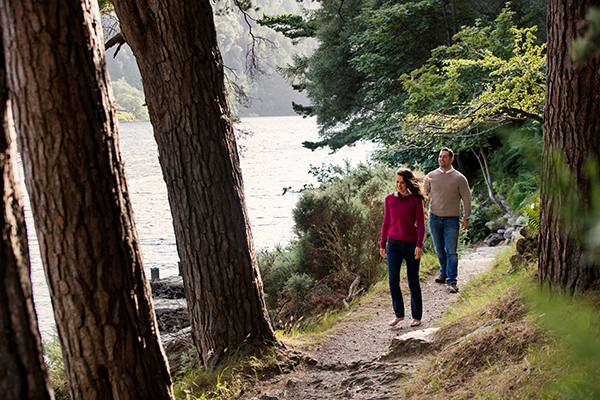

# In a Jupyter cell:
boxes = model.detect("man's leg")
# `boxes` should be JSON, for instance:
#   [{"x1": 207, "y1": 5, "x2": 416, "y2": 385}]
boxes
[
  {"x1": 444, "y1": 216, "x2": 461, "y2": 285},
  {"x1": 429, "y1": 214, "x2": 447, "y2": 279}
]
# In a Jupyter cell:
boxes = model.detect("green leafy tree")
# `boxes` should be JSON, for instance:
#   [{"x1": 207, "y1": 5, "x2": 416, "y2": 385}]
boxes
[
  {"x1": 112, "y1": 78, "x2": 149, "y2": 121},
  {"x1": 260, "y1": 0, "x2": 547, "y2": 150},
  {"x1": 377, "y1": 7, "x2": 545, "y2": 209}
]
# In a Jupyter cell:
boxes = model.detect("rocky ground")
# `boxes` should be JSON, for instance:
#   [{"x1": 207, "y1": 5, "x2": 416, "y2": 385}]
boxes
[{"x1": 237, "y1": 245, "x2": 508, "y2": 400}]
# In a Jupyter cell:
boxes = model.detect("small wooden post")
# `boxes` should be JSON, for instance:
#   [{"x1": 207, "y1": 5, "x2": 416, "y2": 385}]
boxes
[{"x1": 151, "y1": 267, "x2": 159, "y2": 281}]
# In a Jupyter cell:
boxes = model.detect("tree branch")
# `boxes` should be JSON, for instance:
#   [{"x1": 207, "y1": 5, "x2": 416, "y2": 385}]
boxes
[{"x1": 105, "y1": 32, "x2": 125, "y2": 51}]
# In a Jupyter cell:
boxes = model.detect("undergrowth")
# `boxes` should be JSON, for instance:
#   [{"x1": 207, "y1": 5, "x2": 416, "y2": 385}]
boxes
[
  {"x1": 171, "y1": 345, "x2": 294, "y2": 399},
  {"x1": 402, "y1": 245, "x2": 600, "y2": 399}
]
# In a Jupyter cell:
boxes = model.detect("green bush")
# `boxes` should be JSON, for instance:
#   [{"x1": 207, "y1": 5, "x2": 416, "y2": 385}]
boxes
[
  {"x1": 257, "y1": 244, "x2": 315, "y2": 313},
  {"x1": 468, "y1": 194, "x2": 503, "y2": 243},
  {"x1": 292, "y1": 162, "x2": 391, "y2": 285},
  {"x1": 258, "y1": 162, "x2": 396, "y2": 327},
  {"x1": 111, "y1": 78, "x2": 149, "y2": 121}
]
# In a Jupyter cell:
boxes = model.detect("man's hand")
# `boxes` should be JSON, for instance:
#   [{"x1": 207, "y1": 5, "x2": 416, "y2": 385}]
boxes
[
  {"x1": 462, "y1": 219, "x2": 470, "y2": 230},
  {"x1": 415, "y1": 247, "x2": 423, "y2": 259},
  {"x1": 380, "y1": 248, "x2": 386, "y2": 258}
]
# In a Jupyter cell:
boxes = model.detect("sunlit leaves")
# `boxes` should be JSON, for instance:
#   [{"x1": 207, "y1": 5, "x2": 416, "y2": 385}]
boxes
[{"x1": 388, "y1": 6, "x2": 546, "y2": 154}]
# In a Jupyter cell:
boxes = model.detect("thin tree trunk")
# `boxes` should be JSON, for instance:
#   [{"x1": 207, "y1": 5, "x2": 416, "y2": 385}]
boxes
[
  {"x1": 539, "y1": 0, "x2": 600, "y2": 291},
  {"x1": 1, "y1": 0, "x2": 174, "y2": 398},
  {"x1": 0, "y1": 35, "x2": 54, "y2": 400},
  {"x1": 471, "y1": 145, "x2": 504, "y2": 210},
  {"x1": 111, "y1": 0, "x2": 276, "y2": 367}
]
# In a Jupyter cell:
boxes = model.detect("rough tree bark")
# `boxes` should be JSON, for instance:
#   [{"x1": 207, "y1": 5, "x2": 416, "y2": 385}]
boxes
[
  {"x1": 539, "y1": 0, "x2": 600, "y2": 291},
  {"x1": 0, "y1": 34, "x2": 54, "y2": 400},
  {"x1": 110, "y1": 0, "x2": 277, "y2": 366},
  {"x1": 0, "y1": 0, "x2": 174, "y2": 398}
]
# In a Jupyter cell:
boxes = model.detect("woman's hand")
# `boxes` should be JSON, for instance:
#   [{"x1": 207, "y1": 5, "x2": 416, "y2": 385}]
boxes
[
  {"x1": 380, "y1": 247, "x2": 386, "y2": 258},
  {"x1": 415, "y1": 247, "x2": 423, "y2": 259}
]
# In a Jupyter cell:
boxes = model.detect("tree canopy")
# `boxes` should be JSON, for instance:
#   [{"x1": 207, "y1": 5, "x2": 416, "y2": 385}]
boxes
[
  {"x1": 260, "y1": 0, "x2": 547, "y2": 151},
  {"x1": 380, "y1": 7, "x2": 545, "y2": 160}
]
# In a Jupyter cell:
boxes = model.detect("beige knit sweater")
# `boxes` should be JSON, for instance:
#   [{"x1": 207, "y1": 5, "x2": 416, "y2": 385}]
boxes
[{"x1": 423, "y1": 168, "x2": 472, "y2": 219}]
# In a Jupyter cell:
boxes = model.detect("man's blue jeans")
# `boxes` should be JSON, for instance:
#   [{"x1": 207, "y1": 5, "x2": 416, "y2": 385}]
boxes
[
  {"x1": 386, "y1": 238, "x2": 422, "y2": 320},
  {"x1": 429, "y1": 214, "x2": 460, "y2": 285}
]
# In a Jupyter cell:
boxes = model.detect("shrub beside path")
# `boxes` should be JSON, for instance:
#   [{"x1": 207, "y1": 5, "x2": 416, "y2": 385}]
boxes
[{"x1": 239, "y1": 245, "x2": 508, "y2": 400}]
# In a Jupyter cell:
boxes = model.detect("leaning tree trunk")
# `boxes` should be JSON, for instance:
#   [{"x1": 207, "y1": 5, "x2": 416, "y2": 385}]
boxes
[
  {"x1": 0, "y1": 0, "x2": 174, "y2": 398},
  {"x1": 111, "y1": 0, "x2": 276, "y2": 366},
  {"x1": 539, "y1": 0, "x2": 600, "y2": 291},
  {"x1": 0, "y1": 36, "x2": 53, "y2": 400}
]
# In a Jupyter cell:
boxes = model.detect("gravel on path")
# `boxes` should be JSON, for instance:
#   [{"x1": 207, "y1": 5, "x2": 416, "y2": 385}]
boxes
[{"x1": 240, "y1": 245, "x2": 508, "y2": 400}]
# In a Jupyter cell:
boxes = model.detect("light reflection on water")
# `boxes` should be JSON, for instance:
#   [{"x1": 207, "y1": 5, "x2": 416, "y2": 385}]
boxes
[{"x1": 22, "y1": 116, "x2": 375, "y2": 339}]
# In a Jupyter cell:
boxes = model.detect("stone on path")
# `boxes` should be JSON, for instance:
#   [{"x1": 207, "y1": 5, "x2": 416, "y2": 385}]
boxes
[{"x1": 378, "y1": 328, "x2": 440, "y2": 361}]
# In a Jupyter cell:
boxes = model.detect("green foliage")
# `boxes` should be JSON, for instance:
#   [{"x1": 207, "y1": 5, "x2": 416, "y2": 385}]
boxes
[
  {"x1": 570, "y1": 7, "x2": 600, "y2": 65},
  {"x1": 520, "y1": 196, "x2": 540, "y2": 239},
  {"x1": 267, "y1": 0, "x2": 546, "y2": 151},
  {"x1": 44, "y1": 336, "x2": 69, "y2": 400},
  {"x1": 350, "y1": 0, "x2": 447, "y2": 102},
  {"x1": 488, "y1": 122, "x2": 542, "y2": 210},
  {"x1": 111, "y1": 78, "x2": 149, "y2": 121},
  {"x1": 257, "y1": 162, "x2": 393, "y2": 327},
  {"x1": 528, "y1": 288, "x2": 600, "y2": 399},
  {"x1": 387, "y1": 6, "x2": 545, "y2": 157},
  {"x1": 172, "y1": 346, "x2": 287, "y2": 400},
  {"x1": 292, "y1": 162, "x2": 391, "y2": 283},
  {"x1": 469, "y1": 197, "x2": 497, "y2": 242},
  {"x1": 257, "y1": 14, "x2": 317, "y2": 41},
  {"x1": 257, "y1": 244, "x2": 316, "y2": 314},
  {"x1": 98, "y1": 0, "x2": 113, "y2": 13}
]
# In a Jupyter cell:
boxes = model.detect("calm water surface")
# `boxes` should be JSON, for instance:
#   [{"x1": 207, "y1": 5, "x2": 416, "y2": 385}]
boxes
[{"x1": 23, "y1": 116, "x2": 376, "y2": 339}]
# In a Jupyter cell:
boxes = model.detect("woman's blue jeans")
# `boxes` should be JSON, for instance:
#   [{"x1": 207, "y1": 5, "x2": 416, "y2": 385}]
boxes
[
  {"x1": 429, "y1": 214, "x2": 460, "y2": 284},
  {"x1": 386, "y1": 238, "x2": 422, "y2": 320}
]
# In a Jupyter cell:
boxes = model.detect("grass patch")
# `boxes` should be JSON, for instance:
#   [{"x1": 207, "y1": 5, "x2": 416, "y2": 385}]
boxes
[
  {"x1": 401, "y1": 245, "x2": 600, "y2": 399},
  {"x1": 171, "y1": 344, "x2": 295, "y2": 399}
]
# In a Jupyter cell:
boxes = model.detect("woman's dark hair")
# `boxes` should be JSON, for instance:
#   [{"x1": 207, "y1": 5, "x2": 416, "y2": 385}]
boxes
[{"x1": 396, "y1": 168, "x2": 427, "y2": 200}]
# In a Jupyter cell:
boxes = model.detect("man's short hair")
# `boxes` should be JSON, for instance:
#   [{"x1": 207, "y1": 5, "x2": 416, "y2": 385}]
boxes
[{"x1": 440, "y1": 147, "x2": 454, "y2": 159}]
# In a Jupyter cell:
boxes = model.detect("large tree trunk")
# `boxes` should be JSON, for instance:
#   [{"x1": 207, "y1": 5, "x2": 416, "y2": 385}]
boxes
[
  {"x1": 0, "y1": 0, "x2": 174, "y2": 398},
  {"x1": 539, "y1": 0, "x2": 600, "y2": 291},
  {"x1": 0, "y1": 36, "x2": 53, "y2": 400},
  {"x1": 111, "y1": 0, "x2": 276, "y2": 366}
]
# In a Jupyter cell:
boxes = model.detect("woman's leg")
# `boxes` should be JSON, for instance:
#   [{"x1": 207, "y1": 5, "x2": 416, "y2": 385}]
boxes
[
  {"x1": 387, "y1": 242, "x2": 405, "y2": 318},
  {"x1": 405, "y1": 243, "x2": 422, "y2": 320}
]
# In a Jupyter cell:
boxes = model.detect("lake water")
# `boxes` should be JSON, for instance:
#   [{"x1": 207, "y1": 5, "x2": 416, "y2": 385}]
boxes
[{"x1": 22, "y1": 116, "x2": 376, "y2": 340}]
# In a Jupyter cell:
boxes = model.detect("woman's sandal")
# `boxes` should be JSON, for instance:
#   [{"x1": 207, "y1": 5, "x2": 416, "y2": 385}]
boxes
[
  {"x1": 389, "y1": 317, "x2": 404, "y2": 326},
  {"x1": 410, "y1": 319, "x2": 421, "y2": 327}
]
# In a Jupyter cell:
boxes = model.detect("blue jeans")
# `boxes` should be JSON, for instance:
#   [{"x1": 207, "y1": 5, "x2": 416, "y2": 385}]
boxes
[
  {"x1": 386, "y1": 238, "x2": 422, "y2": 320},
  {"x1": 429, "y1": 214, "x2": 460, "y2": 284}
]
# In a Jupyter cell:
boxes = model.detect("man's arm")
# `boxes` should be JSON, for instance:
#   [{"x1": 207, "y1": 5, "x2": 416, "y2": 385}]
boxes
[
  {"x1": 459, "y1": 175, "x2": 472, "y2": 230},
  {"x1": 423, "y1": 176, "x2": 431, "y2": 217}
]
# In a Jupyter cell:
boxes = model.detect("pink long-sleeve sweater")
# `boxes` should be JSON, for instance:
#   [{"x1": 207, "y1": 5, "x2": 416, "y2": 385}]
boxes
[{"x1": 380, "y1": 193, "x2": 425, "y2": 249}]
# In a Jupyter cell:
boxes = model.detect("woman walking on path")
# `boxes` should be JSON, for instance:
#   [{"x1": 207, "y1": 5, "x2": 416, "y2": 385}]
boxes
[{"x1": 380, "y1": 168, "x2": 426, "y2": 327}]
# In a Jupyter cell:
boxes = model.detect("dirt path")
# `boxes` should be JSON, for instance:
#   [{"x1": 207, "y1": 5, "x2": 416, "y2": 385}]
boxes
[{"x1": 240, "y1": 245, "x2": 507, "y2": 400}]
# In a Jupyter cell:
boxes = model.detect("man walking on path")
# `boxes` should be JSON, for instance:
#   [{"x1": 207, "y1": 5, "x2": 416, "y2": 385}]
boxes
[{"x1": 424, "y1": 147, "x2": 472, "y2": 293}]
